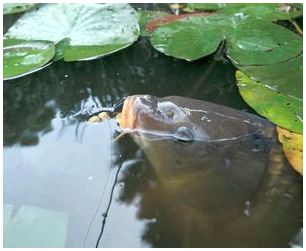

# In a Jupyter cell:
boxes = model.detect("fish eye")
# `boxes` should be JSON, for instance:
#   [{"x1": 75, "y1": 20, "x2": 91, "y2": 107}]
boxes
[
  {"x1": 157, "y1": 102, "x2": 178, "y2": 119},
  {"x1": 173, "y1": 126, "x2": 194, "y2": 142},
  {"x1": 165, "y1": 109, "x2": 175, "y2": 118}
]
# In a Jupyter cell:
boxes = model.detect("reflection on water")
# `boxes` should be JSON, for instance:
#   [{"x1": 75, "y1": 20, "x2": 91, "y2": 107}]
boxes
[
  {"x1": 4, "y1": 118, "x2": 115, "y2": 247},
  {"x1": 4, "y1": 16, "x2": 302, "y2": 248}
]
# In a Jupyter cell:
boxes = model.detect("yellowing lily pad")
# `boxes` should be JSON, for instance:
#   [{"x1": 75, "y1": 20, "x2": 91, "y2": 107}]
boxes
[{"x1": 276, "y1": 126, "x2": 303, "y2": 175}]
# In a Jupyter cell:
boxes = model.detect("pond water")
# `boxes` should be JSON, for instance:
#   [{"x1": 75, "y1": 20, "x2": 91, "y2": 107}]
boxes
[{"x1": 3, "y1": 7, "x2": 302, "y2": 248}]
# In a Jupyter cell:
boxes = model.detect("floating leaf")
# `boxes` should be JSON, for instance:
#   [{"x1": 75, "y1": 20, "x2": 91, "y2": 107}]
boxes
[
  {"x1": 227, "y1": 19, "x2": 302, "y2": 65},
  {"x1": 137, "y1": 10, "x2": 169, "y2": 36},
  {"x1": 3, "y1": 39, "x2": 55, "y2": 80},
  {"x1": 146, "y1": 12, "x2": 213, "y2": 32},
  {"x1": 150, "y1": 14, "x2": 302, "y2": 64},
  {"x1": 186, "y1": 3, "x2": 228, "y2": 11},
  {"x1": 236, "y1": 71, "x2": 302, "y2": 133},
  {"x1": 3, "y1": 3, "x2": 36, "y2": 15},
  {"x1": 53, "y1": 38, "x2": 71, "y2": 61},
  {"x1": 276, "y1": 126, "x2": 303, "y2": 175},
  {"x1": 186, "y1": 3, "x2": 303, "y2": 21},
  {"x1": 237, "y1": 55, "x2": 302, "y2": 100},
  {"x1": 150, "y1": 15, "x2": 228, "y2": 61},
  {"x1": 5, "y1": 3, "x2": 140, "y2": 61},
  {"x1": 220, "y1": 3, "x2": 303, "y2": 21}
]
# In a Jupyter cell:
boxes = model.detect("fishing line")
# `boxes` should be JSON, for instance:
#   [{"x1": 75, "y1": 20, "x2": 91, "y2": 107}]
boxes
[
  {"x1": 95, "y1": 158, "x2": 123, "y2": 248},
  {"x1": 82, "y1": 118, "x2": 114, "y2": 247}
]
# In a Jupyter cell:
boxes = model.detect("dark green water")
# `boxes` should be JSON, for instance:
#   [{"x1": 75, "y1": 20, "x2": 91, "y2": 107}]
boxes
[{"x1": 3, "y1": 8, "x2": 302, "y2": 248}]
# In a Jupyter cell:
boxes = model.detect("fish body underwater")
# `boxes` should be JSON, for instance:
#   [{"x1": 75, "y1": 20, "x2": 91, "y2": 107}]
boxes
[{"x1": 114, "y1": 95, "x2": 302, "y2": 247}]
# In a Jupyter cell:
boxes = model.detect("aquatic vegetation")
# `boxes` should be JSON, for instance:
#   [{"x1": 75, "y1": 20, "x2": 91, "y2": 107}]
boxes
[
  {"x1": 4, "y1": 3, "x2": 139, "y2": 78},
  {"x1": 277, "y1": 126, "x2": 303, "y2": 175},
  {"x1": 3, "y1": 39, "x2": 55, "y2": 79},
  {"x1": 236, "y1": 71, "x2": 302, "y2": 133},
  {"x1": 236, "y1": 54, "x2": 302, "y2": 101},
  {"x1": 186, "y1": 3, "x2": 303, "y2": 21},
  {"x1": 148, "y1": 12, "x2": 302, "y2": 64},
  {"x1": 137, "y1": 10, "x2": 169, "y2": 36}
]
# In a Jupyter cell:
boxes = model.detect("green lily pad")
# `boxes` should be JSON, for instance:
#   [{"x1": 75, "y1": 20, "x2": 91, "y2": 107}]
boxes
[
  {"x1": 150, "y1": 15, "x2": 229, "y2": 61},
  {"x1": 5, "y1": 3, "x2": 140, "y2": 61},
  {"x1": 186, "y1": 3, "x2": 228, "y2": 11},
  {"x1": 186, "y1": 3, "x2": 303, "y2": 21},
  {"x1": 237, "y1": 54, "x2": 302, "y2": 100},
  {"x1": 150, "y1": 14, "x2": 302, "y2": 65},
  {"x1": 137, "y1": 10, "x2": 169, "y2": 36},
  {"x1": 3, "y1": 3, "x2": 37, "y2": 15},
  {"x1": 4, "y1": 39, "x2": 55, "y2": 80},
  {"x1": 220, "y1": 3, "x2": 303, "y2": 21},
  {"x1": 236, "y1": 71, "x2": 302, "y2": 133},
  {"x1": 227, "y1": 19, "x2": 302, "y2": 65}
]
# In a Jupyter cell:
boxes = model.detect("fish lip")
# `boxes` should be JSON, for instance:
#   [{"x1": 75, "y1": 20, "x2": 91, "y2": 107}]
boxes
[{"x1": 119, "y1": 95, "x2": 142, "y2": 130}]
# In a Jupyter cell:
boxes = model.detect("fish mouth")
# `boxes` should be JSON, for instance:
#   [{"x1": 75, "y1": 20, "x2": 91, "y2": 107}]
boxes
[
  {"x1": 116, "y1": 95, "x2": 140, "y2": 130},
  {"x1": 116, "y1": 95, "x2": 157, "y2": 131}
]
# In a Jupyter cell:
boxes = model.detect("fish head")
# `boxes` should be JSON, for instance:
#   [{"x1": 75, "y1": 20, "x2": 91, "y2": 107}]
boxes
[{"x1": 118, "y1": 95, "x2": 198, "y2": 141}]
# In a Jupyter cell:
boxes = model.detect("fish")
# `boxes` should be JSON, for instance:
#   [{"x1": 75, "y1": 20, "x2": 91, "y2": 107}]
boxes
[
  {"x1": 114, "y1": 95, "x2": 302, "y2": 247},
  {"x1": 116, "y1": 95, "x2": 279, "y2": 212}
]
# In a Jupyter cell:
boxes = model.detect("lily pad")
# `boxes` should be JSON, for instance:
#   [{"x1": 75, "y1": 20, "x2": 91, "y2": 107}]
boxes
[
  {"x1": 3, "y1": 39, "x2": 55, "y2": 80},
  {"x1": 237, "y1": 55, "x2": 302, "y2": 100},
  {"x1": 150, "y1": 14, "x2": 302, "y2": 64},
  {"x1": 137, "y1": 10, "x2": 169, "y2": 36},
  {"x1": 150, "y1": 15, "x2": 228, "y2": 61},
  {"x1": 236, "y1": 71, "x2": 302, "y2": 134},
  {"x1": 227, "y1": 19, "x2": 302, "y2": 65},
  {"x1": 276, "y1": 126, "x2": 303, "y2": 175},
  {"x1": 146, "y1": 12, "x2": 213, "y2": 32},
  {"x1": 186, "y1": 3, "x2": 228, "y2": 11},
  {"x1": 220, "y1": 3, "x2": 303, "y2": 21},
  {"x1": 3, "y1": 3, "x2": 37, "y2": 15},
  {"x1": 186, "y1": 3, "x2": 303, "y2": 21},
  {"x1": 5, "y1": 3, "x2": 140, "y2": 61}
]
